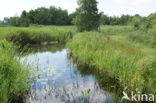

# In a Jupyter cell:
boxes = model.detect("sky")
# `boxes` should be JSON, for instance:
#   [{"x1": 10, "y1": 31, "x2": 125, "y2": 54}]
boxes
[{"x1": 0, "y1": 0, "x2": 156, "y2": 20}]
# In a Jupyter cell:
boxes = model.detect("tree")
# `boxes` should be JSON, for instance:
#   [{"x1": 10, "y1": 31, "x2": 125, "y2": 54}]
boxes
[
  {"x1": 21, "y1": 10, "x2": 27, "y2": 18},
  {"x1": 146, "y1": 13, "x2": 156, "y2": 28},
  {"x1": 3, "y1": 17, "x2": 9, "y2": 25},
  {"x1": 9, "y1": 17, "x2": 30, "y2": 27},
  {"x1": 120, "y1": 15, "x2": 131, "y2": 25},
  {"x1": 100, "y1": 13, "x2": 110, "y2": 25},
  {"x1": 19, "y1": 18, "x2": 30, "y2": 27},
  {"x1": 132, "y1": 16, "x2": 142, "y2": 29},
  {"x1": 25, "y1": 6, "x2": 70, "y2": 25},
  {"x1": 9, "y1": 17, "x2": 20, "y2": 26},
  {"x1": 68, "y1": 12, "x2": 78, "y2": 25},
  {"x1": 0, "y1": 20, "x2": 2, "y2": 26},
  {"x1": 74, "y1": 0, "x2": 101, "y2": 31}
]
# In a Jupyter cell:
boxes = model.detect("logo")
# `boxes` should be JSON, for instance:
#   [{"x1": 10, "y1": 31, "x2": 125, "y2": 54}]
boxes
[{"x1": 121, "y1": 91, "x2": 155, "y2": 102}]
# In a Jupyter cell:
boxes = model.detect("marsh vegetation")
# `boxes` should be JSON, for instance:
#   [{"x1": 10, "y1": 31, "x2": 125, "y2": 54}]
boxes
[
  {"x1": 0, "y1": 0, "x2": 156, "y2": 102},
  {"x1": 0, "y1": 24, "x2": 155, "y2": 103}
]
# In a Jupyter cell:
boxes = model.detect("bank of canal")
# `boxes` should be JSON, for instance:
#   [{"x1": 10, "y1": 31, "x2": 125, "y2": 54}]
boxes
[{"x1": 20, "y1": 47, "x2": 116, "y2": 103}]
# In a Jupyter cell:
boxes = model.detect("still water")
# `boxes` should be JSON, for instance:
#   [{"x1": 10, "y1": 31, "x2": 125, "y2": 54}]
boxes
[{"x1": 21, "y1": 48, "x2": 115, "y2": 103}]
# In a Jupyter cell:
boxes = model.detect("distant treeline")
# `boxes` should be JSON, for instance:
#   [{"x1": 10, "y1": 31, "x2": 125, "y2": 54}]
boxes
[
  {"x1": 1, "y1": 6, "x2": 77, "y2": 27},
  {"x1": 100, "y1": 13, "x2": 134, "y2": 25},
  {"x1": 101, "y1": 13, "x2": 156, "y2": 29},
  {"x1": 0, "y1": 6, "x2": 156, "y2": 28}
]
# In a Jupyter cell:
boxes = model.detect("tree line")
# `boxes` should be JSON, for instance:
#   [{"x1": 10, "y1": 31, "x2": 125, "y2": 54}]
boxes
[
  {"x1": 2, "y1": 6, "x2": 77, "y2": 27},
  {"x1": 0, "y1": 0, "x2": 156, "y2": 32}
]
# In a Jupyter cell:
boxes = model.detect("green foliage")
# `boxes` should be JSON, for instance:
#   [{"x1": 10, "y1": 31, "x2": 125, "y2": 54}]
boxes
[
  {"x1": 9, "y1": 17, "x2": 30, "y2": 27},
  {"x1": 99, "y1": 25, "x2": 134, "y2": 35},
  {"x1": 0, "y1": 40, "x2": 29, "y2": 103},
  {"x1": 0, "y1": 20, "x2": 3, "y2": 27},
  {"x1": 146, "y1": 13, "x2": 156, "y2": 27},
  {"x1": 74, "y1": 0, "x2": 101, "y2": 31},
  {"x1": 100, "y1": 14, "x2": 110, "y2": 25},
  {"x1": 23, "y1": 6, "x2": 70, "y2": 25},
  {"x1": 67, "y1": 32, "x2": 156, "y2": 94},
  {"x1": 100, "y1": 13, "x2": 133, "y2": 25},
  {"x1": 132, "y1": 16, "x2": 142, "y2": 29},
  {"x1": 130, "y1": 13, "x2": 156, "y2": 31},
  {"x1": 128, "y1": 31, "x2": 156, "y2": 48},
  {"x1": 0, "y1": 26, "x2": 76, "y2": 46},
  {"x1": 68, "y1": 12, "x2": 78, "y2": 25}
]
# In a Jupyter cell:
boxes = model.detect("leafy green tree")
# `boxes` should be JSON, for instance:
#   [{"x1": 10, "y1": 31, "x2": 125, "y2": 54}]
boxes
[
  {"x1": 20, "y1": 10, "x2": 30, "y2": 27},
  {"x1": 9, "y1": 17, "x2": 20, "y2": 26},
  {"x1": 27, "y1": 10, "x2": 36, "y2": 24},
  {"x1": 100, "y1": 13, "x2": 110, "y2": 25},
  {"x1": 54, "y1": 8, "x2": 69, "y2": 25},
  {"x1": 74, "y1": 0, "x2": 101, "y2": 31},
  {"x1": 24, "y1": 6, "x2": 69, "y2": 25},
  {"x1": 19, "y1": 18, "x2": 30, "y2": 27},
  {"x1": 9, "y1": 17, "x2": 30, "y2": 27},
  {"x1": 68, "y1": 12, "x2": 78, "y2": 25},
  {"x1": 34, "y1": 7, "x2": 49, "y2": 25},
  {"x1": 0, "y1": 20, "x2": 3, "y2": 26},
  {"x1": 3, "y1": 17, "x2": 9, "y2": 25},
  {"x1": 146, "y1": 13, "x2": 156, "y2": 29},
  {"x1": 21, "y1": 10, "x2": 27, "y2": 18},
  {"x1": 132, "y1": 15, "x2": 142, "y2": 29},
  {"x1": 120, "y1": 15, "x2": 132, "y2": 25}
]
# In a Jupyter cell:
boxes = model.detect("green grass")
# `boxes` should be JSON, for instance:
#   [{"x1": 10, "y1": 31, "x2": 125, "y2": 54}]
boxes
[
  {"x1": 0, "y1": 25, "x2": 76, "y2": 102},
  {"x1": 99, "y1": 25, "x2": 134, "y2": 35},
  {"x1": 0, "y1": 40, "x2": 29, "y2": 103},
  {"x1": 99, "y1": 25, "x2": 156, "y2": 47},
  {"x1": 0, "y1": 25, "x2": 155, "y2": 102},
  {"x1": 0, "y1": 26, "x2": 76, "y2": 46},
  {"x1": 67, "y1": 31, "x2": 156, "y2": 95},
  {"x1": 127, "y1": 30, "x2": 156, "y2": 48}
]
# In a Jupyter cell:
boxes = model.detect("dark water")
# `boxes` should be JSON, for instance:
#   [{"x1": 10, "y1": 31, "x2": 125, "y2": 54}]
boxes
[{"x1": 21, "y1": 48, "x2": 116, "y2": 103}]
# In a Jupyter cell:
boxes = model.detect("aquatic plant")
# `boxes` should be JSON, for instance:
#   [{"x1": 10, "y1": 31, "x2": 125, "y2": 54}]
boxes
[{"x1": 0, "y1": 40, "x2": 29, "y2": 103}]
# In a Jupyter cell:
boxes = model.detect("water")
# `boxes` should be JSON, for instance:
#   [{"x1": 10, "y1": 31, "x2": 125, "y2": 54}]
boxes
[{"x1": 21, "y1": 48, "x2": 115, "y2": 103}]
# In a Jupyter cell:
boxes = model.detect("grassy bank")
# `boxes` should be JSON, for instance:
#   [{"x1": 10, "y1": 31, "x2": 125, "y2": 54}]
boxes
[
  {"x1": 0, "y1": 40, "x2": 29, "y2": 103},
  {"x1": 67, "y1": 32, "x2": 156, "y2": 95},
  {"x1": 100, "y1": 25, "x2": 156, "y2": 47},
  {"x1": 0, "y1": 25, "x2": 155, "y2": 102},
  {"x1": 0, "y1": 26, "x2": 76, "y2": 47},
  {"x1": 0, "y1": 25, "x2": 76, "y2": 102}
]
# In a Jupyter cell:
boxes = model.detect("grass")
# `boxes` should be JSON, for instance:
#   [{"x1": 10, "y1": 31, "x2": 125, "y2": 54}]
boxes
[
  {"x1": 0, "y1": 26, "x2": 76, "y2": 47},
  {"x1": 0, "y1": 25, "x2": 155, "y2": 102},
  {"x1": 67, "y1": 30, "x2": 156, "y2": 96},
  {"x1": 0, "y1": 25, "x2": 76, "y2": 102},
  {"x1": 127, "y1": 30, "x2": 156, "y2": 48},
  {"x1": 0, "y1": 40, "x2": 29, "y2": 103},
  {"x1": 99, "y1": 25, "x2": 134, "y2": 35},
  {"x1": 100, "y1": 25, "x2": 156, "y2": 47}
]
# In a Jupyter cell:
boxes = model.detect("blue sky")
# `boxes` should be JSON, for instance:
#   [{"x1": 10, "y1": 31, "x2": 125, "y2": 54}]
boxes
[{"x1": 0, "y1": 0, "x2": 156, "y2": 20}]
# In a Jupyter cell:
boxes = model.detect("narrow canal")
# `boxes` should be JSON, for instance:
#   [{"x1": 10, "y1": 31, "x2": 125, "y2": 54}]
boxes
[{"x1": 20, "y1": 47, "x2": 116, "y2": 103}]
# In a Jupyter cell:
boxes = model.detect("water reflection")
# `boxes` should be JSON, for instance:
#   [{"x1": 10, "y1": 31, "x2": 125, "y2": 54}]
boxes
[{"x1": 21, "y1": 49, "x2": 115, "y2": 103}]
